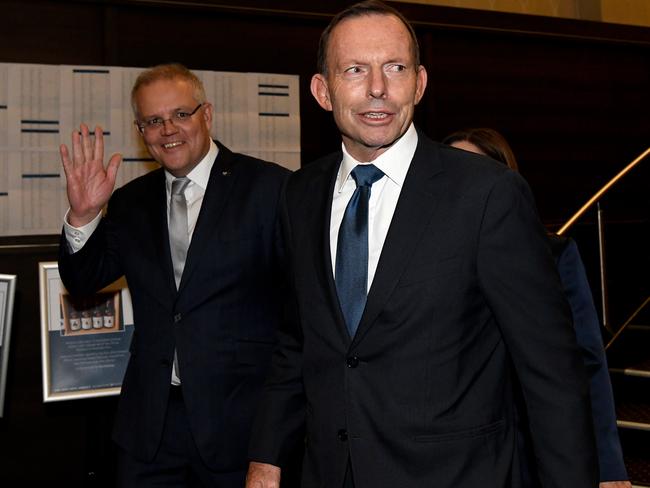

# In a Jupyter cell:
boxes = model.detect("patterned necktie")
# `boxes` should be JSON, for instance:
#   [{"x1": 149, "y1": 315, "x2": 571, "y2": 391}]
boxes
[
  {"x1": 169, "y1": 177, "x2": 190, "y2": 289},
  {"x1": 335, "y1": 164, "x2": 385, "y2": 337}
]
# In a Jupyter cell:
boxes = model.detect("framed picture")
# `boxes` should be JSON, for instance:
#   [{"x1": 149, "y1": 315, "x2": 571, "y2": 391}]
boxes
[
  {"x1": 39, "y1": 262, "x2": 134, "y2": 402},
  {"x1": 0, "y1": 274, "x2": 17, "y2": 417}
]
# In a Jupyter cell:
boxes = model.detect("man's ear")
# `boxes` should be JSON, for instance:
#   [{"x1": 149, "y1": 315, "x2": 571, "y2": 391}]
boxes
[
  {"x1": 134, "y1": 120, "x2": 144, "y2": 137},
  {"x1": 414, "y1": 65, "x2": 428, "y2": 105},
  {"x1": 310, "y1": 74, "x2": 333, "y2": 112},
  {"x1": 202, "y1": 102, "x2": 213, "y2": 126}
]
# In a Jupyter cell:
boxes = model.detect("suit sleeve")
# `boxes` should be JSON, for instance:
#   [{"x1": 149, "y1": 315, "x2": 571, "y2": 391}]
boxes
[
  {"x1": 476, "y1": 170, "x2": 599, "y2": 487},
  {"x1": 58, "y1": 188, "x2": 125, "y2": 296},
  {"x1": 248, "y1": 183, "x2": 306, "y2": 469},
  {"x1": 557, "y1": 239, "x2": 628, "y2": 482}
]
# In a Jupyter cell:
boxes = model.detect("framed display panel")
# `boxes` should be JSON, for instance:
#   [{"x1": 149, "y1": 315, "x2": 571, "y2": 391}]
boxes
[
  {"x1": 39, "y1": 262, "x2": 134, "y2": 402},
  {"x1": 0, "y1": 273, "x2": 17, "y2": 417}
]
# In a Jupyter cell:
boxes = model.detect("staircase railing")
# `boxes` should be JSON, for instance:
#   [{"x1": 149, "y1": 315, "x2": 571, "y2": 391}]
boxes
[{"x1": 556, "y1": 148, "x2": 650, "y2": 347}]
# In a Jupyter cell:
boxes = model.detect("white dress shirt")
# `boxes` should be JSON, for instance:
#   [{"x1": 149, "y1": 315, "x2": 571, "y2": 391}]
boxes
[{"x1": 330, "y1": 123, "x2": 418, "y2": 292}]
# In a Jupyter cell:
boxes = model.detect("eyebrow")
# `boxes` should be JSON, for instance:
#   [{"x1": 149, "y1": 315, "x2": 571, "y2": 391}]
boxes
[
  {"x1": 142, "y1": 106, "x2": 194, "y2": 118},
  {"x1": 339, "y1": 55, "x2": 410, "y2": 65}
]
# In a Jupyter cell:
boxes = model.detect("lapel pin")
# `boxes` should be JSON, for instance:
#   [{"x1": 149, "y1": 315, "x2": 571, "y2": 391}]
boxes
[{"x1": 222, "y1": 171, "x2": 230, "y2": 176}]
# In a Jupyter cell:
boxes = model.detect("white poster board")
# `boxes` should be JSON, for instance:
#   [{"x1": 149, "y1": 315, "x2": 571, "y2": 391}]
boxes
[{"x1": 0, "y1": 63, "x2": 301, "y2": 236}]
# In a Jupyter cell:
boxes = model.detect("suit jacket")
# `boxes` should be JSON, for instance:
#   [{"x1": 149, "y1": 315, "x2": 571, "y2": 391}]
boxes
[
  {"x1": 552, "y1": 236, "x2": 627, "y2": 481},
  {"x1": 59, "y1": 141, "x2": 289, "y2": 471},
  {"x1": 514, "y1": 236, "x2": 628, "y2": 486},
  {"x1": 250, "y1": 132, "x2": 598, "y2": 487}
]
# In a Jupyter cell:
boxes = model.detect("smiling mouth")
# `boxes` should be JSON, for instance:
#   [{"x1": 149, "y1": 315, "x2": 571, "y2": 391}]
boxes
[
  {"x1": 163, "y1": 141, "x2": 184, "y2": 149},
  {"x1": 361, "y1": 112, "x2": 391, "y2": 120}
]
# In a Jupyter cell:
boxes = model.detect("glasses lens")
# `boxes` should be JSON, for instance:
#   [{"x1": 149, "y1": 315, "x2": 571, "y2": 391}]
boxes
[{"x1": 137, "y1": 104, "x2": 202, "y2": 133}]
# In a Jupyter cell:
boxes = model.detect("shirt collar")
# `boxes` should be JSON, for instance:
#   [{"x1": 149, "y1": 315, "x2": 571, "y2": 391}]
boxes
[
  {"x1": 336, "y1": 123, "x2": 418, "y2": 193},
  {"x1": 165, "y1": 139, "x2": 219, "y2": 191}
]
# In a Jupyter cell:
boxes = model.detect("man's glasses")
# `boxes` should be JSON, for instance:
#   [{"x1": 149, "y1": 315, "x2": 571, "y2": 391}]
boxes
[{"x1": 135, "y1": 103, "x2": 203, "y2": 134}]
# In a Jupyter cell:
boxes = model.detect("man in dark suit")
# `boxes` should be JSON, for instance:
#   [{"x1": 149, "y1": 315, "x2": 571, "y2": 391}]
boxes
[
  {"x1": 246, "y1": 2, "x2": 598, "y2": 487},
  {"x1": 58, "y1": 64, "x2": 289, "y2": 487},
  {"x1": 444, "y1": 128, "x2": 631, "y2": 488}
]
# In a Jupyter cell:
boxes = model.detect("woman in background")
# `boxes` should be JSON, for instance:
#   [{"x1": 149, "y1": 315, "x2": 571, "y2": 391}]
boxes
[{"x1": 443, "y1": 128, "x2": 631, "y2": 488}]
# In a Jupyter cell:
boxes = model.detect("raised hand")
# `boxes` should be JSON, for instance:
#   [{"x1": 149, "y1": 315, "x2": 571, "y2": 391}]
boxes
[{"x1": 60, "y1": 123, "x2": 122, "y2": 227}]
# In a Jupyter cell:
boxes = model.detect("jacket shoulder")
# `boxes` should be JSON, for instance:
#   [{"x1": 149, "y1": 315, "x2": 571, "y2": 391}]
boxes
[
  {"x1": 219, "y1": 143, "x2": 291, "y2": 188},
  {"x1": 435, "y1": 139, "x2": 509, "y2": 181},
  {"x1": 112, "y1": 166, "x2": 164, "y2": 199},
  {"x1": 231, "y1": 151, "x2": 291, "y2": 176},
  {"x1": 288, "y1": 151, "x2": 339, "y2": 186}
]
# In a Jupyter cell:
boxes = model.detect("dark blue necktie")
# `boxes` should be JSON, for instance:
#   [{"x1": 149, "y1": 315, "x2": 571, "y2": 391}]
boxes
[{"x1": 335, "y1": 164, "x2": 385, "y2": 337}]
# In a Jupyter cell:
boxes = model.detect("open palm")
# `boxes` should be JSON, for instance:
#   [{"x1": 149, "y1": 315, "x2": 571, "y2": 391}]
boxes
[{"x1": 60, "y1": 123, "x2": 122, "y2": 227}]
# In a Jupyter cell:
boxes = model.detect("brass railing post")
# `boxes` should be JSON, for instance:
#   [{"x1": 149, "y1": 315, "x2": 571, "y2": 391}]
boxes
[{"x1": 596, "y1": 202, "x2": 612, "y2": 335}]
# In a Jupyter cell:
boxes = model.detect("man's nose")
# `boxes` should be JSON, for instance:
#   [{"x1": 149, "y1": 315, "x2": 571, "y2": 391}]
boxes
[
  {"x1": 368, "y1": 69, "x2": 387, "y2": 99},
  {"x1": 161, "y1": 118, "x2": 179, "y2": 135}
]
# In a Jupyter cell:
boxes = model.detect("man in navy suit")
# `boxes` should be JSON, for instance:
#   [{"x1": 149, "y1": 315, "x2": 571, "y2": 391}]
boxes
[
  {"x1": 58, "y1": 64, "x2": 290, "y2": 487},
  {"x1": 246, "y1": 2, "x2": 598, "y2": 487}
]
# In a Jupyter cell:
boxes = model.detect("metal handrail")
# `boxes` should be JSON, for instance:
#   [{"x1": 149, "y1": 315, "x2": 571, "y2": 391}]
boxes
[
  {"x1": 605, "y1": 296, "x2": 650, "y2": 351},
  {"x1": 556, "y1": 147, "x2": 650, "y2": 236},
  {"x1": 555, "y1": 147, "x2": 649, "y2": 339}
]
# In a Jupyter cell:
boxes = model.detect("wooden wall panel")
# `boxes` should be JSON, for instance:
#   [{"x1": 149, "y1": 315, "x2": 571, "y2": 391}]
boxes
[{"x1": 416, "y1": 27, "x2": 650, "y2": 222}]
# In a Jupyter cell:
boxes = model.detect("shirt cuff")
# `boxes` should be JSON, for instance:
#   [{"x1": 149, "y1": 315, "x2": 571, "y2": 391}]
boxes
[{"x1": 63, "y1": 209, "x2": 102, "y2": 253}]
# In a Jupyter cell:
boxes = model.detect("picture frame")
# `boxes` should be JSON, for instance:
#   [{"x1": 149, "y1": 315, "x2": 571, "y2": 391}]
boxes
[
  {"x1": 39, "y1": 262, "x2": 134, "y2": 402},
  {"x1": 0, "y1": 273, "x2": 17, "y2": 417}
]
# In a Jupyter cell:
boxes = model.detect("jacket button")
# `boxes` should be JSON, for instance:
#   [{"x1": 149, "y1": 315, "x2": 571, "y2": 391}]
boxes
[
  {"x1": 173, "y1": 313, "x2": 182, "y2": 323},
  {"x1": 337, "y1": 429, "x2": 348, "y2": 442},
  {"x1": 346, "y1": 356, "x2": 359, "y2": 368}
]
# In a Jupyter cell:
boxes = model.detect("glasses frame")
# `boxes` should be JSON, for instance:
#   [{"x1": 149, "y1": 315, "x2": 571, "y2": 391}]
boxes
[{"x1": 135, "y1": 103, "x2": 203, "y2": 134}]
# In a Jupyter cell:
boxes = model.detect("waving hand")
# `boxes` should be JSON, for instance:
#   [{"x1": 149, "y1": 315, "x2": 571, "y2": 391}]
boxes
[{"x1": 60, "y1": 123, "x2": 122, "y2": 227}]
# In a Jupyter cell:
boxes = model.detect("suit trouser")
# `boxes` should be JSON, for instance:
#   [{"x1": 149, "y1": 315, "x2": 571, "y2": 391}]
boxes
[{"x1": 116, "y1": 386, "x2": 246, "y2": 488}]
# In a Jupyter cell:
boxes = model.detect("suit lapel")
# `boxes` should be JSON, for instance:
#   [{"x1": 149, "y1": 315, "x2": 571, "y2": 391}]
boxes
[
  {"x1": 177, "y1": 142, "x2": 237, "y2": 293},
  {"x1": 351, "y1": 135, "x2": 444, "y2": 346},
  {"x1": 140, "y1": 168, "x2": 178, "y2": 300},
  {"x1": 314, "y1": 154, "x2": 354, "y2": 344}
]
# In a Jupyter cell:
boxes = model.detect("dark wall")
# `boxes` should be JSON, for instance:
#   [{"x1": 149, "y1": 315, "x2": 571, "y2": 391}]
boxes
[
  {"x1": 2, "y1": 0, "x2": 648, "y2": 223},
  {"x1": 0, "y1": 0, "x2": 648, "y2": 484}
]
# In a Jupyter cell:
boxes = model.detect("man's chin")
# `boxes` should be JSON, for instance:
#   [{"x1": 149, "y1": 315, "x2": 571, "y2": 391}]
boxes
[
  {"x1": 361, "y1": 136, "x2": 402, "y2": 154},
  {"x1": 159, "y1": 160, "x2": 189, "y2": 175},
  {"x1": 360, "y1": 128, "x2": 408, "y2": 150}
]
